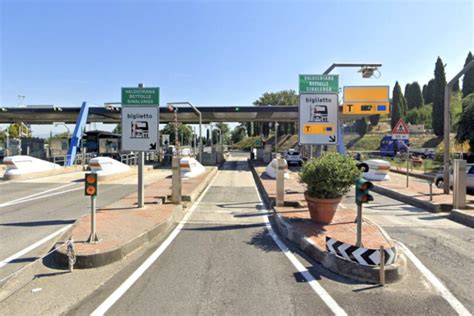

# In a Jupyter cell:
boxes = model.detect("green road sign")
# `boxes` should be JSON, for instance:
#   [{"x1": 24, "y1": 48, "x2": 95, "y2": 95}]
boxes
[
  {"x1": 299, "y1": 74, "x2": 339, "y2": 94},
  {"x1": 121, "y1": 87, "x2": 160, "y2": 106}
]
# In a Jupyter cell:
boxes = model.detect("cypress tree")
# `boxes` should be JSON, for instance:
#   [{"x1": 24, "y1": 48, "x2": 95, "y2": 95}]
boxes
[
  {"x1": 409, "y1": 82, "x2": 424, "y2": 108},
  {"x1": 404, "y1": 83, "x2": 411, "y2": 99},
  {"x1": 391, "y1": 82, "x2": 406, "y2": 129},
  {"x1": 424, "y1": 79, "x2": 435, "y2": 104},
  {"x1": 462, "y1": 51, "x2": 474, "y2": 97},
  {"x1": 452, "y1": 79, "x2": 460, "y2": 92},
  {"x1": 432, "y1": 57, "x2": 447, "y2": 137},
  {"x1": 422, "y1": 84, "x2": 428, "y2": 102}
]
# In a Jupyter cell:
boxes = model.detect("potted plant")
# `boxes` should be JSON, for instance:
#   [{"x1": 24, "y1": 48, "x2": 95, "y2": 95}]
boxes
[{"x1": 299, "y1": 153, "x2": 361, "y2": 224}]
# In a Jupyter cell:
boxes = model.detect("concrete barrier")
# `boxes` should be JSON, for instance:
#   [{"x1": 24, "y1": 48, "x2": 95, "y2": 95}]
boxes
[
  {"x1": 3, "y1": 155, "x2": 62, "y2": 180},
  {"x1": 265, "y1": 158, "x2": 289, "y2": 179},
  {"x1": 180, "y1": 157, "x2": 206, "y2": 178},
  {"x1": 363, "y1": 159, "x2": 391, "y2": 181},
  {"x1": 89, "y1": 157, "x2": 131, "y2": 180}
]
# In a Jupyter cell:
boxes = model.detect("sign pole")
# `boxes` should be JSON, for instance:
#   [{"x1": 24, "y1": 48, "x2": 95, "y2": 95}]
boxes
[
  {"x1": 88, "y1": 195, "x2": 99, "y2": 243},
  {"x1": 137, "y1": 83, "x2": 145, "y2": 208},
  {"x1": 406, "y1": 146, "x2": 410, "y2": 188}
]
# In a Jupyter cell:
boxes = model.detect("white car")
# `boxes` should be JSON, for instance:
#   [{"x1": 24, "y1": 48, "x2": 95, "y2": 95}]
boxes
[
  {"x1": 435, "y1": 164, "x2": 474, "y2": 190},
  {"x1": 284, "y1": 149, "x2": 303, "y2": 166}
]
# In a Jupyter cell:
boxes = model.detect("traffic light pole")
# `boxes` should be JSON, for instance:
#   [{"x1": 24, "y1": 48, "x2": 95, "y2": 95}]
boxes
[
  {"x1": 88, "y1": 195, "x2": 99, "y2": 243},
  {"x1": 356, "y1": 202, "x2": 362, "y2": 247}
]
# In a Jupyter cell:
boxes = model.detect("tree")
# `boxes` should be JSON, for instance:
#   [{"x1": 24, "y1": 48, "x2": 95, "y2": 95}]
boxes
[
  {"x1": 432, "y1": 57, "x2": 447, "y2": 137},
  {"x1": 112, "y1": 124, "x2": 121, "y2": 134},
  {"x1": 462, "y1": 51, "x2": 474, "y2": 97},
  {"x1": 391, "y1": 82, "x2": 407, "y2": 129},
  {"x1": 354, "y1": 118, "x2": 368, "y2": 136},
  {"x1": 212, "y1": 123, "x2": 230, "y2": 144},
  {"x1": 423, "y1": 79, "x2": 435, "y2": 104},
  {"x1": 406, "y1": 82, "x2": 424, "y2": 109},
  {"x1": 368, "y1": 114, "x2": 380, "y2": 126},
  {"x1": 455, "y1": 95, "x2": 474, "y2": 153},
  {"x1": 404, "y1": 83, "x2": 411, "y2": 100},
  {"x1": 160, "y1": 123, "x2": 193, "y2": 146},
  {"x1": 253, "y1": 90, "x2": 298, "y2": 136},
  {"x1": 231, "y1": 126, "x2": 247, "y2": 144},
  {"x1": 452, "y1": 79, "x2": 460, "y2": 92}
]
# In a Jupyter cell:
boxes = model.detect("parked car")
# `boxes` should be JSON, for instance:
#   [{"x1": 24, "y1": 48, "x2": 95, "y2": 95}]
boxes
[
  {"x1": 284, "y1": 149, "x2": 303, "y2": 166},
  {"x1": 434, "y1": 163, "x2": 474, "y2": 190}
]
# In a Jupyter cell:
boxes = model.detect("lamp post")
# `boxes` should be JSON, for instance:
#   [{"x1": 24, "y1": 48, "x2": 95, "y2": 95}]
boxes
[
  {"x1": 322, "y1": 62, "x2": 382, "y2": 155},
  {"x1": 167, "y1": 102, "x2": 202, "y2": 162}
]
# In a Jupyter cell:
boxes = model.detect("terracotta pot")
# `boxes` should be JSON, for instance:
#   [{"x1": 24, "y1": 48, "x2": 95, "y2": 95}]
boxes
[{"x1": 304, "y1": 192, "x2": 342, "y2": 224}]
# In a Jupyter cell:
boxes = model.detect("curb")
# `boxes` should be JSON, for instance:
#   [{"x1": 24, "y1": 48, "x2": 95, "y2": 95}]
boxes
[
  {"x1": 449, "y1": 209, "x2": 474, "y2": 228},
  {"x1": 55, "y1": 205, "x2": 184, "y2": 269},
  {"x1": 372, "y1": 185, "x2": 451, "y2": 213},
  {"x1": 55, "y1": 167, "x2": 218, "y2": 269},
  {"x1": 248, "y1": 160, "x2": 407, "y2": 284}
]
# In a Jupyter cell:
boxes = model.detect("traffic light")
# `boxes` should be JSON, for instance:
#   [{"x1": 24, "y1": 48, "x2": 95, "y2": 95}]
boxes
[
  {"x1": 85, "y1": 173, "x2": 98, "y2": 196},
  {"x1": 355, "y1": 178, "x2": 373, "y2": 204}
]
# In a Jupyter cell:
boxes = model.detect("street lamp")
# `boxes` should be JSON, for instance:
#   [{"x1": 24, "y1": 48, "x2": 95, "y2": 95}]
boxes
[
  {"x1": 323, "y1": 62, "x2": 382, "y2": 155},
  {"x1": 167, "y1": 102, "x2": 202, "y2": 162}
]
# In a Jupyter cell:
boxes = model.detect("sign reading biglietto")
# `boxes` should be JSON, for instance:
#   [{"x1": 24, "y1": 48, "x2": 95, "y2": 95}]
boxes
[{"x1": 298, "y1": 93, "x2": 338, "y2": 145}]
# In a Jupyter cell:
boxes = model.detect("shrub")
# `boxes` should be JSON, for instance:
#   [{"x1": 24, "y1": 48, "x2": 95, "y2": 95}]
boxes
[{"x1": 299, "y1": 153, "x2": 361, "y2": 199}]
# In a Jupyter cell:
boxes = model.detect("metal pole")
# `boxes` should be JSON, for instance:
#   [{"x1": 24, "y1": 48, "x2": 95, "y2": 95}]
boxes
[
  {"x1": 199, "y1": 114, "x2": 202, "y2": 162},
  {"x1": 443, "y1": 60, "x2": 474, "y2": 194},
  {"x1": 138, "y1": 152, "x2": 144, "y2": 208},
  {"x1": 379, "y1": 246, "x2": 385, "y2": 286},
  {"x1": 356, "y1": 203, "x2": 362, "y2": 247},
  {"x1": 406, "y1": 147, "x2": 409, "y2": 188},
  {"x1": 88, "y1": 195, "x2": 99, "y2": 243},
  {"x1": 137, "y1": 83, "x2": 145, "y2": 208},
  {"x1": 81, "y1": 128, "x2": 85, "y2": 171},
  {"x1": 275, "y1": 122, "x2": 278, "y2": 155}
]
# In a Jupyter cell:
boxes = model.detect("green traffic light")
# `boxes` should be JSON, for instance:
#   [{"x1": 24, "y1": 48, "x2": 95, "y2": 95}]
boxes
[{"x1": 235, "y1": 107, "x2": 240, "y2": 111}]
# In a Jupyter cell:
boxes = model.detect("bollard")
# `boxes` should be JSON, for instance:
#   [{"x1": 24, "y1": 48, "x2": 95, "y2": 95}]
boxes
[
  {"x1": 66, "y1": 238, "x2": 76, "y2": 272},
  {"x1": 276, "y1": 158, "x2": 285, "y2": 207},
  {"x1": 172, "y1": 157, "x2": 182, "y2": 204},
  {"x1": 379, "y1": 246, "x2": 385, "y2": 286},
  {"x1": 453, "y1": 159, "x2": 467, "y2": 209}
]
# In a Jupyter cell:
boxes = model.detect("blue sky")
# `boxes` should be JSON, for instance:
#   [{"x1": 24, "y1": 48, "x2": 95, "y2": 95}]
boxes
[{"x1": 1, "y1": 0, "x2": 473, "y2": 136}]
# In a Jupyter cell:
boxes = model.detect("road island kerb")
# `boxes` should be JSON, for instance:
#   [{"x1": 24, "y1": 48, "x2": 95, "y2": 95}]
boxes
[
  {"x1": 54, "y1": 167, "x2": 218, "y2": 269},
  {"x1": 248, "y1": 159, "x2": 407, "y2": 284}
]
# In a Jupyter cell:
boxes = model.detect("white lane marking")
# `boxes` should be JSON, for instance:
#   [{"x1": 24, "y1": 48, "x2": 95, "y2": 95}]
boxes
[
  {"x1": 397, "y1": 241, "x2": 471, "y2": 316},
  {"x1": 0, "y1": 224, "x2": 73, "y2": 268},
  {"x1": 0, "y1": 182, "x2": 78, "y2": 208},
  {"x1": 253, "y1": 186, "x2": 347, "y2": 316},
  {"x1": 0, "y1": 187, "x2": 82, "y2": 208},
  {"x1": 91, "y1": 170, "x2": 220, "y2": 316}
]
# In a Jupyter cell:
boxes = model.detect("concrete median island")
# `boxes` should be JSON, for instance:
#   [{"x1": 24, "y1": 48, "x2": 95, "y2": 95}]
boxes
[
  {"x1": 55, "y1": 167, "x2": 217, "y2": 269},
  {"x1": 249, "y1": 160, "x2": 407, "y2": 284}
]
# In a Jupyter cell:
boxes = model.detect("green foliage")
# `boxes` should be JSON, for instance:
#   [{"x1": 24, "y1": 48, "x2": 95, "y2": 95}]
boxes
[
  {"x1": 405, "y1": 105, "x2": 432, "y2": 128},
  {"x1": 462, "y1": 52, "x2": 474, "y2": 97},
  {"x1": 212, "y1": 123, "x2": 230, "y2": 144},
  {"x1": 404, "y1": 83, "x2": 411, "y2": 101},
  {"x1": 455, "y1": 94, "x2": 474, "y2": 153},
  {"x1": 113, "y1": 124, "x2": 121, "y2": 134},
  {"x1": 423, "y1": 79, "x2": 435, "y2": 104},
  {"x1": 406, "y1": 82, "x2": 424, "y2": 109},
  {"x1": 253, "y1": 90, "x2": 298, "y2": 136},
  {"x1": 433, "y1": 57, "x2": 447, "y2": 137},
  {"x1": 391, "y1": 81, "x2": 407, "y2": 129},
  {"x1": 355, "y1": 118, "x2": 368, "y2": 136},
  {"x1": 299, "y1": 153, "x2": 361, "y2": 199},
  {"x1": 234, "y1": 136, "x2": 261, "y2": 150},
  {"x1": 231, "y1": 126, "x2": 247, "y2": 144},
  {"x1": 161, "y1": 123, "x2": 193, "y2": 145},
  {"x1": 453, "y1": 79, "x2": 460, "y2": 92},
  {"x1": 6, "y1": 123, "x2": 32, "y2": 138}
]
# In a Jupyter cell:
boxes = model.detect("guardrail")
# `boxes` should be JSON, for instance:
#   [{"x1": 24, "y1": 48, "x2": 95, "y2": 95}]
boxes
[{"x1": 51, "y1": 153, "x2": 94, "y2": 168}]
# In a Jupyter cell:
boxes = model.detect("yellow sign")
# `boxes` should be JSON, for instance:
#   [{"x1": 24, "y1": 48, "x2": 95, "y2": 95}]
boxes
[
  {"x1": 343, "y1": 86, "x2": 390, "y2": 115},
  {"x1": 303, "y1": 124, "x2": 336, "y2": 135}
]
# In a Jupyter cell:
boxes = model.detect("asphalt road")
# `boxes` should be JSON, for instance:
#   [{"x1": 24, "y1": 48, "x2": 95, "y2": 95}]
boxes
[
  {"x1": 69, "y1": 157, "x2": 470, "y2": 315},
  {"x1": 342, "y1": 191, "x2": 474, "y2": 313},
  {"x1": 0, "y1": 170, "x2": 169, "y2": 281}
]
